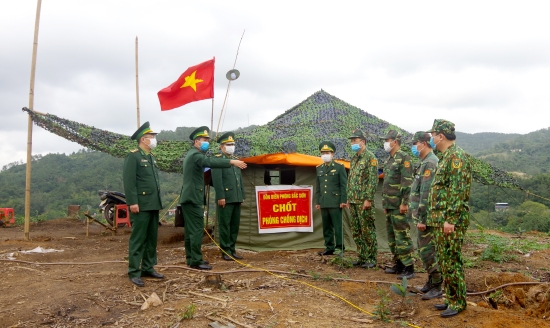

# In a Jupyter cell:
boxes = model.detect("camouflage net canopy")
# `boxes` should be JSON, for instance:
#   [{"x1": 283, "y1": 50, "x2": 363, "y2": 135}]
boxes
[{"x1": 23, "y1": 89, "x2": 521, "y2": 189}]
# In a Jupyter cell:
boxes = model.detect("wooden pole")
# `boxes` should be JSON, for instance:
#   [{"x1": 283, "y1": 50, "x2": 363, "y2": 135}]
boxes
[
  {"x1": 24, "y1": 0, "x2": 43, "y2": 241},
  {"x1": 135, "y1": 36, "x2": 140, "y2": 128}
]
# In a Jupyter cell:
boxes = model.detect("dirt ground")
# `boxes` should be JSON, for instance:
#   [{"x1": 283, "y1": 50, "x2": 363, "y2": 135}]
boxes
[{"x1": 1, "y1": 218, "x2": 550, "y2": 328}]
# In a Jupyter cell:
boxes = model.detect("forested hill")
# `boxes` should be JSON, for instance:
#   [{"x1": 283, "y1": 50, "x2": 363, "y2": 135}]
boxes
[
  {"x1": 455, "y1": 131, "x2": 521, "y2": 155},
  {"x1": 471, "y1": 128, "x2": 550, "y2": 176}
]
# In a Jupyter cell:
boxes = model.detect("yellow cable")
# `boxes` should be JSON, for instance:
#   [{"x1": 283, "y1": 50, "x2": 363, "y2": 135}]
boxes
[
  {"x1": 159, "y1": 195, "x2": 180, "y2": 221},
  {"x1": 525, "y1": 190, "x2": 550, "y2": 202},
  {"x1": 203, "y1": 228, "x2": 422, "y2": 328}
]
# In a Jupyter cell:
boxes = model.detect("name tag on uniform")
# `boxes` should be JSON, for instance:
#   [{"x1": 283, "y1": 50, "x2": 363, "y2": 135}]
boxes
[
  {"x1": 330, "y1": 169, "x2": 336, "y2": 172},
  {"x1": 141, "y1": 159, "x2": 148, "y2": 162}
]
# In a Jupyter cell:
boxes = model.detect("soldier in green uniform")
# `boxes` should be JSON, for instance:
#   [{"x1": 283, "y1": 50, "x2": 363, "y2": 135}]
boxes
[
  {"x1": 179, "y1": 126, "x2": 247, "y2": 270},
  {"x1": 381, "y1": 130, "x2": 414, "y2": 279},
  {"x1": 408, "y1": 132, "x2": 442, "y2": 299},
  {"x1": 211, "y1": 132, "x2": 246, "y2": 261},
  {"x1": 123, "y1": 122, "x2": 164, "y2": 287},
  {"x1": 315, "y1": 141, "x2": 348, "y2": 256},
  {"x1": 346, "y1": 130, "x2": 379, "y2": 268},
  {"x1": 426, "y1": 119, "x2": 472, "y2": 318}
]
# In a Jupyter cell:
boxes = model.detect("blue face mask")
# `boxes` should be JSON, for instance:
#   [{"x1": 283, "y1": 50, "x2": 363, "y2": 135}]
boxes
[
  {"x1": 429, "y1": 136, "x2": 437, "y2": 149},
  {"x1": 411, "y1": 145, "x2": 420, "y2": 157},
  {"x1": 351, "y1": 144, "x2": 361, "y2": 152},
  {"x1": 200, "y1": 141, "x2": 209, "y2": 152}
]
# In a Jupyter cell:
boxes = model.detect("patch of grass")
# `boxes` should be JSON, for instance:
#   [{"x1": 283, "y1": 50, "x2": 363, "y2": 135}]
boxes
[
  {"x1": 373, "y1": 289, "x2": 391, "y2": 323},
  {"x1": 308, "y1": 271, "x2": 321, "y2": 280},
  {"x1": 177, "y1": 303, "x2": 196, "y2": 320},
  {"x1": 328, "y1": 256, "x2": 353, "y2": 269},
  {"x1": 480, "y1": 236, "x2": 517, "y2": 263}
]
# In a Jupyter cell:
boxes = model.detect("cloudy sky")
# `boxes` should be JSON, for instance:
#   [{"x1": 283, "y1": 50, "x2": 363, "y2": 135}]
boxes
[{"x1": 2, "y1": 1, "x2": 550, "y2": 169}]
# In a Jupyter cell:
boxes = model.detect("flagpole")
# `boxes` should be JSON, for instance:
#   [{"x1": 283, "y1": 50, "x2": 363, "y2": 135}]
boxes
[
  {"x1": 135, "y1": 36, "x2": 140, "y2": 128},
  {"x1": 24, "y1": 0, "x2": 43, "y2": 240},
  {"x1": 215, "y1": 30, "x2": 245, "y2": 138}
]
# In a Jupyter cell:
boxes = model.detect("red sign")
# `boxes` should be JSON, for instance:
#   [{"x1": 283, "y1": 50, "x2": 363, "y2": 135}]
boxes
[{"x1": 255, "y1": 186, "x2": 313, "y2": 233}]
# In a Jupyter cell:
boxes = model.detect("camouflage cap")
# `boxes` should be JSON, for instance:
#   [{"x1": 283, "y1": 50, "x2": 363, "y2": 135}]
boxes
[
  {"x1": 427, "y1": 119, "x2": 455, "y2": 134},
  {"x1": 348, "y1": 129, "x2": 367, "y2": 140},
  {"x1": 411, "y1": 131, "x2": 431, "y2": 143},
  {"x1": 319, "y1": 141, "x2": 336, "y2": 152},
  {"x1": 217, "y1": 131, "x2": 235, "y2": 144},
  {"x1": 131, "y1": 121, "x2": 157, "y2": 140},
  {"x1": 380, "y1": 129, "x2": 402, "y2": 140},
  {"x1": 189, "y1": 126, "x2": 210, "y2": 140}
]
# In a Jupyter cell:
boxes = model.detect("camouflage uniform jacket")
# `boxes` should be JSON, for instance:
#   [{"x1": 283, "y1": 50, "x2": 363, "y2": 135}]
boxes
[
  {"x1": 382, "y1": 149, "x2": 413, "y2": 209},
  {"x1": 426, "y1": 143, "x2": 472, "y2": 228},
  {"x1": 408, "y1": 151, "x2": 438, "y2": 225},
  {"x1": 346, "y1": 149, "x2": 378, "y2": 204}
]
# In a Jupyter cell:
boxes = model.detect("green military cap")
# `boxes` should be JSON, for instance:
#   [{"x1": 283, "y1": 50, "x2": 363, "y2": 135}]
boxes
[
  {"x1": 380, "y1": 129, "x2": 402, "y2": 140},
  {"x1": 131, "y1": 121, "x2": 157, "y2": 140},
  {"x1": 217, "y1": 132, "x2": 235, "y2": 144},
  {"x1": 189, "y1": 126, "x2": 210, "y2": 140},
  {"x1": 411, "y1": 131, "x2": 431, "y2": 143},
  {"x1": 427, "y1": 119, "x2": 455, "y2": 134},
  {"x1": 348, "y1": 129, "x2": 366, "y2": 139},
  {"x1": 319, "y1": 141, "x2": 336, "y2": 152}
]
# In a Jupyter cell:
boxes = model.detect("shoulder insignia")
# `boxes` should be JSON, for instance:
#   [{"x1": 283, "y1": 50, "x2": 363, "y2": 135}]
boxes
[
  {"x1": 370, "y1": 159, "x2": 377, "y2": 166},
  {"x1": 334, "y1": 161, "x2": 343, "y2": 166},
  {"x1": 452, "y1": 158, "x2": 462, "y2": 169},
  {"x1": 404, "y1": 161, "x2": 411, "y2": 168},
  {"x1": 423, "y1": 169, "x2": 431, "y2": 177},
  {"x1": 316, "y1": 163, "x2": 323, "y2": 167},
  {"x1": 131, "y1": 149, "x2": 139, "y2": 153}
]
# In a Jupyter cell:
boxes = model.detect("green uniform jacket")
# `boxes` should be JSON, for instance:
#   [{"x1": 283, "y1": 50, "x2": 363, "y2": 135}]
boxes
[
  {"x1": 382, "y1": 149, "x2": 413, "y2": 209},
  {"x1": 409, "y1": 151, "x2": 438, "y2": 225},
  {"x1": 427, "y1": 143, "x2": 472, "y2": 228},
  {"x1": 347, "y1": 149, "x2": 378, "y2": 204},
  {"x1": 179, "y1": 147, "x2": 232, "y2": 205},
  {"x1": 315, "y1": 161, "x2": 347, "y2": 208},
  {"x1": 122, "y1": 147, "x2": 162, "y2": 211},
  {"x1": 211, "y1": 153, "x2": 245, "y2": 203}
]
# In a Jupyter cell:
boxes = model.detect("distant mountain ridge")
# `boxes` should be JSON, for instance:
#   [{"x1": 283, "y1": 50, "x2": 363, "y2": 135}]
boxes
[{"x1": 455, "y1": 131, "x2": 521, "y2": 155}]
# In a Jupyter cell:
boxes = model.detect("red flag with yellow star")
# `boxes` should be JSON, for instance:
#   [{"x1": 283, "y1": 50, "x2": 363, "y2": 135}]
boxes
[{"x1": 158, "y1": 58, "x2": 215, "y2": 111}]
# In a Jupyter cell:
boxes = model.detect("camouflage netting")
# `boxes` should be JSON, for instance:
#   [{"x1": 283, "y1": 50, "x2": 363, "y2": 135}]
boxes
[{"x1": 22, "y1": 89, "x2": 522, "y2": 189}]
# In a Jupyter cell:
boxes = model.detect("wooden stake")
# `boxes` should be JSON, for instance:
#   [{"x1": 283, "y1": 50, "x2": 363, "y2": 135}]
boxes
[
  {"x1": 24, "y1": 0, "x2": 43, "y2": 241},
  {"x1": 135, "y1": 36, "x2": 140, "y2": 129}
]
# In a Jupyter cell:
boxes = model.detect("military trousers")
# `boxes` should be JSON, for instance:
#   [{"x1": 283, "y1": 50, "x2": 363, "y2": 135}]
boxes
[
  {"x1": 321, "y1": 207, "x2": 344, "y2": 253},
  {"x1": 217, "y1": 202, "x2": 241, "y2": 255},
  {"x1": 434, "y1": 224, "x2": 467, "y2": 312},
  {"x1": 417, "y1": 225, "x2": 440, "y2": 275},
  {"x1": 181, "y1": 203, "x2": 206, "y2": 266},
  {"x1": 349, "y1": 204, "x2": 377, "y2": 263},
  {"x1": 128, "y1": 210, "x2": 159, "y2": 278},
  {"x1": 385, "y1": 208, "x2": 414, "y2": 266}
]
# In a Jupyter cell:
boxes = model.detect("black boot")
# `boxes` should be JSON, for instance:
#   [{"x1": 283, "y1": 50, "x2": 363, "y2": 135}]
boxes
[
  {"x1": 384, "y1": 259, "x2": 405, "y2": 274},
  {"x1": 421, "y1": 273, "x2": 442, "y2": 299},
  {"x1": 419, "y1": 277, "x2": 432, "y2": 293},
  {"x1": 397, "y1": 264, "x2": 415, "y2": 279}
]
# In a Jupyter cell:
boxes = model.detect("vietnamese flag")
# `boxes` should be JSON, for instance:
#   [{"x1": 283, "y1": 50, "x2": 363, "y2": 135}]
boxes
[{"x1": 158, "y1": 58, "x2": 215, "y2": 111}]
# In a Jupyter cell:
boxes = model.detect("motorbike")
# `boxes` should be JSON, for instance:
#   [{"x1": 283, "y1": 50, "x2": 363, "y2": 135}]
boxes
[{"x1": 98, "y1": 190, "x2": 126, "y2": 226}]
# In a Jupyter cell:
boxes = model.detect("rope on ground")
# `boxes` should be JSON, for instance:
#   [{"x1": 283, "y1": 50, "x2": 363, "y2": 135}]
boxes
[
  {"x1": 1, "y1": 258, "x2": 547, "y2": 296},
  {"x1": 201, "y1": 229, "x2": 422, "y2": 328}
]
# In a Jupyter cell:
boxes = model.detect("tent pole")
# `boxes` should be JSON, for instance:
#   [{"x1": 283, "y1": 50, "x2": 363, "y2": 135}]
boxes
[
  {"x1": 135, "y1": 36, "x2": 140, "y2": 128},
  {"x1": 24, "y1": 0, "x2": 43, "y2": 241}
]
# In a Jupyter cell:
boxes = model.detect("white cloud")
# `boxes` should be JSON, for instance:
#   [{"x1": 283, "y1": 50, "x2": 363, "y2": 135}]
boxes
[{"x1": 2, "y1": 0, "x2": 550, "y2": 168}]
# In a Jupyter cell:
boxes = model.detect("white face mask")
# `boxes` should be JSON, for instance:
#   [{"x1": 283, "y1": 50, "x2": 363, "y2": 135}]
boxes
[
  {"x1": 224, "y1": 145, "x2": 235, "y2": 155},
  {"x1": 383, "y1": 141, "x2": 393, "y2": 153},
  {"x1": 147, "y1": 137, "x2": 157, "y2": 149},
  {"x1": 321, "y1": 154, "x2": 332, "y2": 163}
]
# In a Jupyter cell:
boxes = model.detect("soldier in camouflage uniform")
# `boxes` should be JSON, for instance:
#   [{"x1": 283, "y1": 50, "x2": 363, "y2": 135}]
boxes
[
  {"x1": 380, "y1": 130, "x2": 414, "y2": 279},
  {"x1": 346, "y1": 129, "x2": 379, "y2": 268},
  {"x1": 427, "y1": 119, "x2": 472, "y2": 318},
  {"x1": 408, "y1": 132, "x2": 442, "y2": 300}
]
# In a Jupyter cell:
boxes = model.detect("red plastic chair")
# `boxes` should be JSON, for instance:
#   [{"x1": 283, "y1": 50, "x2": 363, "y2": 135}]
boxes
[
  {"x1": 115, "y1": 204, "x2": 131, "y2": 227},
  {"x1": 0, "y1": 208, "x2": 15, "y2": 226}
]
